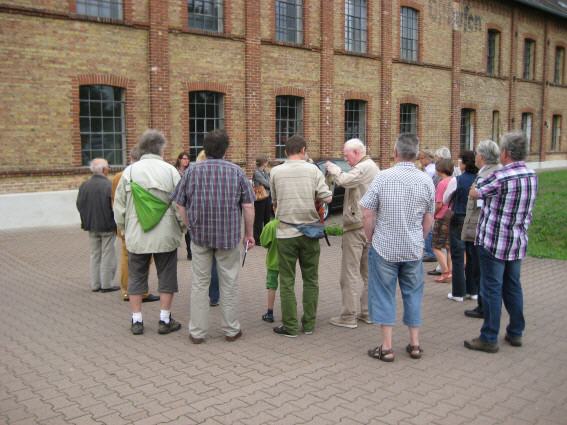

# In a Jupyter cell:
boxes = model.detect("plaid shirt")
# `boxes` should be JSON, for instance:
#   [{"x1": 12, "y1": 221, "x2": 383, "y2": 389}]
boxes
[
  {"x1": 360, "y1": 162, "x2": 435, "y2": 262},
  {"x1": 475, "y1": 161, "x2": 537, "y2": 261},
  {"x1": 175, "y1": 159, "x2": 255, "y2": 250}
]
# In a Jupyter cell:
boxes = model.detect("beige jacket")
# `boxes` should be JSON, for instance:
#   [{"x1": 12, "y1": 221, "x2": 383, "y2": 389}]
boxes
[
  {"x1": 113, "y1": 154, "x2": 184, "y2": 254},
  {"x1": 461, "y1": 163, "x2": 501, "y2": 242},
  {"x1": 333, "y1": 156, "x2": 379, "y2": 232}
]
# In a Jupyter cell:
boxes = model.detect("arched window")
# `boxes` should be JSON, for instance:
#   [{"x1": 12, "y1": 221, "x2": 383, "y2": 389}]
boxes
[
  {"x1": 275, "y1": 96, "x2": 304, "y2": 159},
  {"x1": 189, "y1": 91, "x2": 225, "y2": 161}
]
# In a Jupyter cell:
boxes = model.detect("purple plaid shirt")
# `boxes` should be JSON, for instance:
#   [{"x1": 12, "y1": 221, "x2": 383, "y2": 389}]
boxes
[
  {"x1": 475, "y1": 161, "x2": 538, "y2": 261},
  {"x1": 175, "y1": 159, "x2": 255, "y2": 250}
]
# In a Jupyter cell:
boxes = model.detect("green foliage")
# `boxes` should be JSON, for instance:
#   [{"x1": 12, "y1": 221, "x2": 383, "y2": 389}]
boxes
[
  {"x1": 325, "y1": 224, "x2": 344, "y2": 236},
  {"x1": 528, "y1": 170, "x2": 567, "y2": 260}
]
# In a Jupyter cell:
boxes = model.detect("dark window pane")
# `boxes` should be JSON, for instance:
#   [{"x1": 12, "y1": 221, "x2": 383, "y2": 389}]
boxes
[
  {"x1": 90, "y1": 102, "x2": 101, "y2": 117},
  {"x1": 77, "y1": 0, "x2": 123, "y2": 20},
  {"x1": 80, "y1": 117, "x2": 90, "y2": 132}
]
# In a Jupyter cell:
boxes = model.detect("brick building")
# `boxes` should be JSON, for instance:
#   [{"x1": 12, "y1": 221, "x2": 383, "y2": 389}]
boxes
[{"x1": 1, "y1": 0, "x2": 566, "y2": 196}]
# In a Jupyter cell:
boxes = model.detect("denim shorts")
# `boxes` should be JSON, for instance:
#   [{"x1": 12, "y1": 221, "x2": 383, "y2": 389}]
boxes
[{"x1": 368, "y1": 248, "x2": 424, "y2": 327}]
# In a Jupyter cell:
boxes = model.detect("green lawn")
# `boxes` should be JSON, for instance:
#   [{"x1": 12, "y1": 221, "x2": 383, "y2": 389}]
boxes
[{"x1": 528, "y1": 169, "x2": 567, "y2": 260}]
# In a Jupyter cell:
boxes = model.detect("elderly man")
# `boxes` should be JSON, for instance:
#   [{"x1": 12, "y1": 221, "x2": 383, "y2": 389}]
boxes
[
  {"x1": 361, "y1": 133, "x2": 435, "y2": 362},
  {"x1": 460, "y1": 140, "x2": 501, "y2": 319},
  {"x1": 465, "y1": 132, "x2": 537, "y2": 353},
  {"x1": 176, "y1": 129, "x2": 255, "y2": 344},
  {"x1": 76, "y1": 158, "x2": 119, "y2": 293},
  {"x1": 114, "y1": 130, "x2": 185, "y2": 336},
  {"x1": 325, "y1": 139, "x2": 379, "y2": 328},
  {"x1": 270, "y1": 135, "x2": 332, "y2": 337}
]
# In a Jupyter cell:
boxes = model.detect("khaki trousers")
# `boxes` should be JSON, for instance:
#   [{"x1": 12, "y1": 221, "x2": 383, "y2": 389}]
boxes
[
  {"x1": 339, "y1": 228, "x2": 369, "y2": 321},
  {"x1": 189, "y1": 243, "x2": 241, "y2": 339}
]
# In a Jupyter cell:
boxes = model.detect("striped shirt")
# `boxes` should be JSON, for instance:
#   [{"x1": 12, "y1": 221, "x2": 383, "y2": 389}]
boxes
[
  {"x1": 175, "y1": 159, "x2": 255, "y2": 250},
  {"x1": 475, "y1": 161, "x2": 538, "y2": 261},
  {"x1": 360, "y1": 162, "x2": 435, "y2": 262}
]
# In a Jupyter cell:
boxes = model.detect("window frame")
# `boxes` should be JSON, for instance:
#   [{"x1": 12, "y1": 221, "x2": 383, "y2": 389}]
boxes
[
  {"x1": 187, "y1": 0, "x2": 224, "y2": 33},
  {"x1": 188, "y1": 91, "x2": 225, "y2": 161},
  {"x1": 400, "y1": 7, "x2": 419, "y2": 62},
  {"x1": 275, "y1": 0, "x2": 304, "y2": 45},
  {"x1": 460, "y1": 108, "x2": 475, "y2": 152},
  {"x1": 521, "y1": 112, "x2": 533, "y2": 153},
  {"x1": 275, "y1": 95, "x2": 304, "y2": 159},
  {"x1": 551, "y1": 115, "x2": 562, "y2": 152},
  {"x1": 76, "y1": 0, "x2": 123, "y2": 20},
  {"x1": 79, "y1": 84, "x2": 126, "y2": 166},
  {"x1": 399, "y1": 103, "x2": 418, "y2": 135},
  {"x1": 344, "y1": 0, "x2": 368, "y2": 54},
  {"x1": 523, "y1": 38, "x2": 536, "y2": 80},
  {"x1": 554, "y1": 46, "x2": 565, "y2": 85},
  {"x1": 487, "y1": 29, "x2": 501, "y2": 76},
  {"x1": 344, "y1": 99, "x2": 367, "y2": 143}
]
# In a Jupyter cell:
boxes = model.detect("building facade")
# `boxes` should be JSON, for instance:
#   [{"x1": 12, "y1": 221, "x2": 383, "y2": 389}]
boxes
[{"x1": 1, "y1": 0, "x2": 566, "y2": 194}]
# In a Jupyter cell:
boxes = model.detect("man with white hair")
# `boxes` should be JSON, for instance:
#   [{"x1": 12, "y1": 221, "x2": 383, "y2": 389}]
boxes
[
  {"x1": 76, "y1": 158, "x2": 120, "y2": 293},
  {"x1": 325, "y1": 139, "x2": 379, "y2": 328}
]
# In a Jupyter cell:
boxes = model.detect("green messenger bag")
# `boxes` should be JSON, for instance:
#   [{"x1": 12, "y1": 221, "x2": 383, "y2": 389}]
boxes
[{"x1": 130, "y1": 180, "x2": 170, "y2": 232}]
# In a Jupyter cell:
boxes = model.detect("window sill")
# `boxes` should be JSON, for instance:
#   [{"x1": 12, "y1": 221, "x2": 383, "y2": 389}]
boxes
[
  {"x1": 175, "y1": 27, "x2": 245, "y2": 42},
  {"x1": 261, "y1": 39, "x2": 320, "y2": 52},
  {"x1": 334, "y1": 49, "x2": 380, "y2": 60}
]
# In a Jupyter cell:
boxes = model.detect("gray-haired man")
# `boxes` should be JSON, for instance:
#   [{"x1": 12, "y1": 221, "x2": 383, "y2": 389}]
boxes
[
  {"x1": 325, "y1": 139, "x2": 379, "y2": 328},
  {"x1": 76, "y1": 158, "x2": 119, "y2": 293}
]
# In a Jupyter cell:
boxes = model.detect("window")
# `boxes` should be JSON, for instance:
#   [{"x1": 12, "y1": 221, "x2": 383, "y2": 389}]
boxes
[
  {"x1": 551, "y1": 115, "x2": 561, "y2": 151},
  {"x1": 76, "y1": 0, "x2": 122, "y2": 19},
  {"x1": 492, "y1": 110, "x2": 500, "y2": 143},
  {"x1": 79, "y1": 85, "x2": 125, "y2": 166},
  {"x1": 345, "y1": 100, "x2": 366, "y2": 143},
  {"x1": 345, "y1": 0, "x2": 367, "y2": 53},
  {"x1": 276, "y1": 0, "x2": 303, "y2": 44},
  {"x1": 189, "y1": 91, "x2": 224, "y2": 161},
  {"x1": 275, "y1": 96, "x2": 303, "y2": 159},
  {"x1": 521, "y1": 112, "x2": 533, "y2": 152},
  {"x1": 555, "y1": 47, "x2": 565, "y2": 85},
  {"x1": 400, "y1": 7, "x2": 419, "y2": 62},
  {"x1": 399, "y1": 103, "x2": 418, "y2": 134},
  {"x1": 460, "y1": 109, "x2": 475, "y2": 151},
  {"x1": 188, "y1": 0, "x2": 223, "y2": 32},
  {"x1": 523, "y1": 39, "x2": 536, "y2": 80},
  {"x1": 487, "y1": 30, "x2": 500, "y2": 76}
]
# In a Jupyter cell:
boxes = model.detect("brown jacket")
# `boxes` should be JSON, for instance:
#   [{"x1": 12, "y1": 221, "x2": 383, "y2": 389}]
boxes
[
  {"x1": 334, "y1": 156, "x2": 380, "y2": 232},
  {"x1": 461, "y1": 163, "x2": 501, "y2": 242}
]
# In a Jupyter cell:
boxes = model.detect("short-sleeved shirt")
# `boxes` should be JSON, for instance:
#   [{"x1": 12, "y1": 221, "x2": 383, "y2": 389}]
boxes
[
  {"x1": 259, "y1": 219, "x2": 279, "y2": 271},
  {"x1": 270, "y1": 160, "x2": 332, "y2": 239},
  {"x1": 360, "y1": 162, "x2": 435, "y2": 262},
  {"x1": 434, "y1": 177, "x2": 451, "y2": 220},
  {"x1": 475, "y1": 161, "x2": 537, "y2": 261},
  {"x1": 175, "y1": 159, "x2": 254, "y2": 250}
]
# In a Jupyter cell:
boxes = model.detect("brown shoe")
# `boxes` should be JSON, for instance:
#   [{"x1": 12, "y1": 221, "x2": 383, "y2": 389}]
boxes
[
  {"x1": 225, "y1": 330, "x2": 242, "y2": 342},
  {"x1": 464, "y1": 337, "x2": 499, "y2": 353},
  {"x1": 189, "y1": 334, "x2": 205, "y2": 344}
]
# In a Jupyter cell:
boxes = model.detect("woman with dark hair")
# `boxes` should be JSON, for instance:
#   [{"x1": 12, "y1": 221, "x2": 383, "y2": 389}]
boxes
[
  {"x1": 443, "y1": 150, "x2": 479, "y2": 302},
  {"x1": 253, "y1": 155, "x2": 272, "y2": 245},
  {"x1": 175, "y1": 152, "x2": 190, "y2": 176}
]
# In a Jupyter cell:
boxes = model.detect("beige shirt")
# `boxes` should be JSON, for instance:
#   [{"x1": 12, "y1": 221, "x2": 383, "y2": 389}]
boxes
[{"x1": 270, "y1": 160, "x2": 332, "y2": 239}]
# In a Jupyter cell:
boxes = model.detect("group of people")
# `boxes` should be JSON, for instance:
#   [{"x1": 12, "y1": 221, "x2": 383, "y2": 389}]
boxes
[{"x1": 76, "y1": 127, "x2": 537, "y2": 358}]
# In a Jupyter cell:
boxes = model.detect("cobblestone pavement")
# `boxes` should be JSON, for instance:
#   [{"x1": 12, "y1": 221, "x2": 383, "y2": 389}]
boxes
[{"x1": 1, "y1": 224, "x2": 566, "y2": 425}]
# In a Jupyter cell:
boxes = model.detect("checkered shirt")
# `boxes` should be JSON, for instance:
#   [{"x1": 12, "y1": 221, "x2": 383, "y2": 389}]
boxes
[
  {"x1": 360, "y1": 162, "x2": 435, "y2": 262},
  {"x1": 175, "y1": 159, "x2": 255, "y2": 250},
  {"x1": 475, "y1": 161, "x2": 538, "y2": 261}
]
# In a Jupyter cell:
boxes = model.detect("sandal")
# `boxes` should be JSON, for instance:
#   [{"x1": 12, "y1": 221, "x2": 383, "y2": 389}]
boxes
[
  {"x1": 434, "y1": 272, "x2": 452, "y2": 283},
  {"x1": 367, "y1": 345, "x2": 395, "y2": 362},
  {"x1": 406, "y1": 344, "x2": 423, "y2": 359}
]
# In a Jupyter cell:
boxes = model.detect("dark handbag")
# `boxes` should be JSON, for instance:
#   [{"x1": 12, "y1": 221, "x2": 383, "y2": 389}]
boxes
[{"x1": 253, "y1": 185, "x2": 268, "y2": 201}]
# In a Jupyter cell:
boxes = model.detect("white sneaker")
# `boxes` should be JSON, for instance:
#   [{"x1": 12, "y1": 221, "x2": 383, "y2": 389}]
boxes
[
  {"x1": 465, "y1": 294, "x2": 479, "y2": 301},
  {"x1": 447, "y1": 293, "x2": 464, "y2": 302},
  {"x1": 329, "y1": 316, "x2": 358, "y2": 329}
]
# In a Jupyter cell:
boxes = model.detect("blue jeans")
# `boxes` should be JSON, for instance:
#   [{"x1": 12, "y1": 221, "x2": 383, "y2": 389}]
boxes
[
  {"x1": 368, "y1": 248, "x2": 424, "y2": 327},
  {"x1": 209, "y1": 257, "x2": 220, "y2": 304},
  {"x1": 479, "y1": 247, "x2": 525, "y2": 344},
  {"x1": 424, "y1": 230, "x2": 434, "y2": 258}
]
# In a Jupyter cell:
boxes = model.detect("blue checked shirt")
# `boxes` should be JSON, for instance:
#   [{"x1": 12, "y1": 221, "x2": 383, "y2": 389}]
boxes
[{"x1": 175, "y1": 159, "x2": 255, "y2": 250}]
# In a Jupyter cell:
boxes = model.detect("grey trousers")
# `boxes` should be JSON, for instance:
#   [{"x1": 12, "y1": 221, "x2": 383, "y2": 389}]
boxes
[
  {"x1": 339, "y1": 228, "x2": 369, "y2": 321},
  {"x1": 189, "y1": 243, "x2": 241, "y2": 339},
  {"x1": 89, "y1": 231, "x2": 117, "y2": 290}
]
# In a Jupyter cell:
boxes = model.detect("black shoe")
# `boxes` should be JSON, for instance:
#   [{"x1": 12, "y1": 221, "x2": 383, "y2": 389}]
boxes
[
  {"x1": 131, "y1": 321, "x2": 144, "y2": 335},
  {"x1": 427, "y1": 270, "x2": 442, "y2": 276},
  {"x1": 187, "y1": 254, "x2": 192, "y2": 261},
  {"x1": 504, "y1": 334, "x2": 522, "y2": 347},
  {"x1": 262, "y1": 312, "x2": 274, "y2": 323},
  {"x1": 189, "y1": 334, "x2": 205, "y2": 344},
  {"x1": 464, "y1": 308, "x2": 484, "y2": 319},
  {"x1": 142, "y1": 294, "x2": 160, "y2": 303},
  {"x1": 158, "y1": 316, "x2": 182, "y2": 335},
  {"x1": 225, "y1": 330, "x2": 243, "y2": 342},
  {"x1": 101, "y1": 286, "x2": 120, "y2": 293},
  {"x1": 209, "y1": 301, "x2": 219, "y2": 307},
  {"x1": 92, "y1": 288, "x2": 101, "y2": 292},
  {"x1": 464, "y1": 337, "x2": 499, "y2": 353},
  {"x1": 273, "y1": 325, "x2": 297, "y2": 338},
  {"x1": 422, "y1": 256, "x2": 437, "y2": 262}
]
